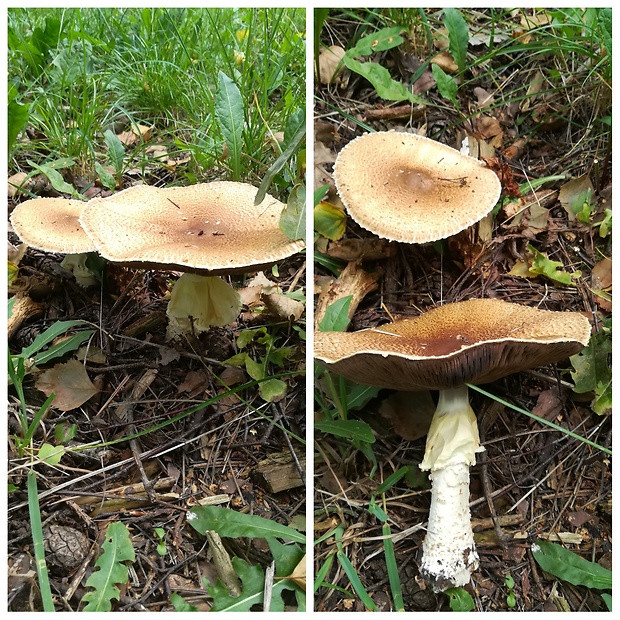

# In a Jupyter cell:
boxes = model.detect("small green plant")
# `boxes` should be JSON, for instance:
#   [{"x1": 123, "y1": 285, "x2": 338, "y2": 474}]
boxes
[
  {"x1": 505, "y1": 574, "x2": 517, "y2": 608},
  {"x1": 8, "y1": 300, "x2": 95, "y2": 457},
  {"x1": 81, "y1": 522, "x2": 136, "y2": 611},
  {"x1": 185, "y1": 505, "x2": 305, "y2": 611},
  {"x1": 154, "y1": 528, "x2": 167, "y2": 557}
]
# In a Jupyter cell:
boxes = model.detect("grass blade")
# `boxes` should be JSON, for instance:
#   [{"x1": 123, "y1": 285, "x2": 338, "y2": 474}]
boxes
[
  {"x1": 382, "y1": 523, "x2": 404, "y2": 611},
  {"x1": 28, "y1": 471, "x2": 55, "y2": 612}
]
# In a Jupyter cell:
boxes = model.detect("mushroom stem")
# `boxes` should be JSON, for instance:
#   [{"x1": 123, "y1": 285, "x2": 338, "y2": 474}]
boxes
[
  {"x1": 166, "y1": 274, "x2": 242, "y2": 339},
  {"x1": 419, "y1": 385, "x2": 482, "y2": 590}
]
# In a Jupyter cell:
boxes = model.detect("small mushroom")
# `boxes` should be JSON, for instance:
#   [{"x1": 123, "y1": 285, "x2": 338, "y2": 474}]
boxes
[
  {"x1": 333, "y1": 131, "x2": 502, "y2": 243},
  {"x1": 9, "y1": 197, "x2": 98, "y2": 286},
  {"x1": 315, "y1": 298, "x2": 591, "y2": 590},
  {"x1": 79, "y1": 182, "x2": 304, "y2": 335}
]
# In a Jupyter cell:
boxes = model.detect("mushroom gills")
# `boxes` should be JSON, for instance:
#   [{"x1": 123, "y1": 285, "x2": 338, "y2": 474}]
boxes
[
  {"x1": 166, "y1": 273, "x2": 242, "y2": 339},
  {"x1": 419, "y1": 385, "x2": 483, "y2": 590}
]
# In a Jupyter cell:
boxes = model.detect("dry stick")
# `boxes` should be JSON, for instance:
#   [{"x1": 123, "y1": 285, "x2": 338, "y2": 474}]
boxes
[{"x1": 117, "y1": 368, "x2": 159, "y2": 502}]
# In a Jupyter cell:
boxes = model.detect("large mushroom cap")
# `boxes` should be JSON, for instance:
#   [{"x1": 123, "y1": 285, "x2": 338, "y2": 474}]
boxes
[
  {"x1": 79, "y1": 182, "x2": 305, "y2": 274},
  {"x1": 10, "y1": 198, "x2": 96, "y2": 254},
  {"x1": 315, "y1": 298, "x2": 591, "y2": 390},
  {"x1": 333, "y1": 131, "x2": 502, "y2": 243}
]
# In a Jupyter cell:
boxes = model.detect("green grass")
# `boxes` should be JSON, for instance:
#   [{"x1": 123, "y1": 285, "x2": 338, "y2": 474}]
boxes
[{"x1": 8, "y1": 7, "x2": 305, "y2": 195}]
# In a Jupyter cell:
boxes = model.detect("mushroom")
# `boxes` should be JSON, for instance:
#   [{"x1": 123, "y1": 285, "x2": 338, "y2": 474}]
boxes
[
  {"x1": 315, "y1": 298, "x2": 591, "y2": 590},
  {"x1": 79, "y1": 182, "x2": 304, "y2": 335},
  {"x1": 333, "y1": 131, "x2": 502, "y2": 243},
  {"x1": 9, "y1": 197, "x2": 99, "y2": 286}
]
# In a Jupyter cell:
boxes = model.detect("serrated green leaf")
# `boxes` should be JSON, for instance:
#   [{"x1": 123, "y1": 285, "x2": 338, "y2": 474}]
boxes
[
  {"x1": 511, "y1": 244, "x2": 581, "y2": 285},
  {"x1": 82, "y1": 522, "x2": 135, "y2": 611},
  {"x1": 343, "y1": 56, "x2": 422, "y2": 103},
  {"x1": 280, "y1": 183, "x2": 306, "y2": 242},
  {"x1": 314, "y1": 201, "x2": 347, "y2": 240},
  {"x1": 318, "y1": 296, "x2": 352, "y2": 332},
  {"x1": 532, "y1": 540, "x2": 612, "y2": 590},
  {"x1": 432, "y1": 63, "x2": 458, "y2": 106},
  {"x1": 187, "y1": 506, "x2": 306, "y2": 544},
  {"x1": 349, "y1": 27, "x2": 405, "y2": 56},
  {"x1": 27, "y1": 160, "x2": 80, "y2": 197},
  {"x1": 443, "y1": 8, "x2": 469, "y2": 73},
  {"x1": 103, "y1": 129, "x2": 125, "y2": 175},
  {"x1": 215, "y1": 71, "x2": 244, "y2": 180},
  {"x1": 314, "y1": 419, "x2": 376, "y2": 444}
]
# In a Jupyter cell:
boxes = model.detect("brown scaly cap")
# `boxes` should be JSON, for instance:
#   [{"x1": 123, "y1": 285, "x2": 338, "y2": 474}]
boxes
[
  {"x1": 315, "y1": 298, "x2": 591, "y2": 391},
  {"x1": 79, "y1": 182, "x2": 305, "y2": 275},
  {"x1": 333, "y1": 131, "x2": 502, "y2": 243},
  {"x1": 10, "y1": 198, "x2": 96, "y2": 254}
]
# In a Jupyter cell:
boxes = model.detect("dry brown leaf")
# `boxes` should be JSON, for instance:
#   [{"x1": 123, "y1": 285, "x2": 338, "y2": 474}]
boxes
[
  {"x1": 314, "y1": 262, "x2": 380, "y2": 328},
  {"x1": 318, "y1": 45, "x2": 346, "y2": 84},
  {"x1": 276, "y1": 554, "x2": 306, "y2": 591},
  {"x1": 8, "y1": 172, "x2": 33, "y2": 197},
  {"x1": 558, "y1": 175, "x2": 595, "y2": 222},
  {"x1": 218, "y1": 366, "x2": 247, "y2": 387},
  {"x1": 326, "y1": 238, "x2": 397, "y2": 262},
  {"x1": 521, "y1": 70, "x2": 545, "y2": 112},
  {"x1": 476, "y1": 115, "x2": 503, "y2": 139},
  {"x1": 592, "y1": 257, "x2": 612, "y2": 311},
  {"x1": 177, "y1": 370, "x2": 209, "y2": 396},
  {"x1": 473, "y1": 87, "x2": 494, "y2": 109},
  {"x1": 262, "y1": 291, "x2": 305, "y2": 322},
  {"x1": 412, "y1": 70, "x2": 435, "y2": 94},
  {"x1": 430, "y1": 51, "x2": 458, "y2": 74},
  {"x1": 35, "y1": 359, "x2": 98, "y2": 411}
]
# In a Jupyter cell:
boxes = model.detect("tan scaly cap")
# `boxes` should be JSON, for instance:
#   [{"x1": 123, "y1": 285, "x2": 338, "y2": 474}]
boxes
[
  {"x1": 79, "y1": 182, "x2": 305, "y2": 275},
  {"x1": 10, "y1": 198, "x2": 96, "y2": 254},
  {"x1": 315, "y1": 298, "x2": 591, "y2": 391},
  {"x1": 333, "y1": 131, "x2": 502, "y2": 243}
]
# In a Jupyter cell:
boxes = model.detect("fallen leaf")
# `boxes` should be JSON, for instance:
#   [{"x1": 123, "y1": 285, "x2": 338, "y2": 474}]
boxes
[
  {"x1": 531, "y1": 387, "x2": 564, "y2": 422},
  {"x1": 262, "y1": 291, "x2": 305, "y2": 322},
  {"x1": 35, "y1": 359, "x2": 98, "y2": 411},
  {"x1": 476, "y1": 115, "x2": 503, "y2": 139},
  {"x1": 473, "y1": 87, "x2": 494, "y2": 109},
  {"x1": 591, "y1": 257, "x2": 612, "y2": 311},
  {"x1": 318, "y1": 45, "x2": 346, "y2": 84},
  {"x1": 558, "y1": 175, "x2": 595, "y2": 223},
  {"x1": 276, "y1": 554, "x2": 306, "y2": 590},
  {"x1": 8, "y1": 171, "x2": 33, "y2": 197},
  {"x1": 430, "y1": 50, "x2": 458, "y2": 74},
  {"x1": 177, "y1": 370, "x2": 209, "y2": 396}
]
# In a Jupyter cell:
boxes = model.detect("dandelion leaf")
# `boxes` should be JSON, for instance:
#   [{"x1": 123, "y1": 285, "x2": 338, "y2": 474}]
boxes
[{"x1": 82, "y1": 522, "x2": 135, "y2": 612}]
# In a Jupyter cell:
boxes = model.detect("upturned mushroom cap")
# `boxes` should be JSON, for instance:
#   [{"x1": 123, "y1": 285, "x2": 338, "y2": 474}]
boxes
[
  {"x1": 315, "y1": 299, "x2": 591, "y2": 390},
  {"x1": 333, "y1": 131, "x2": 502, "y2": 243},
  {"x1": 79, "y1": 182, "x2": 305, "y2": 275},
  {"x1": 10, "y1": 198, "x2": 96, "y2": 254}
]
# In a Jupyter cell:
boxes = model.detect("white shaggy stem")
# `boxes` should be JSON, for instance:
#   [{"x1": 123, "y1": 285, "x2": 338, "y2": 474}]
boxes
[{"x1": 419, "y1": 386, "x2": 482, "y2": 590}]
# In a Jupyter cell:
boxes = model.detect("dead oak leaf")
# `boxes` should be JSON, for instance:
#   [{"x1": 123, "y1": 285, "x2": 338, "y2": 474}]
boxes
[{"x1": 35, "y1": 359, "x2": 98, "y2": 411}]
